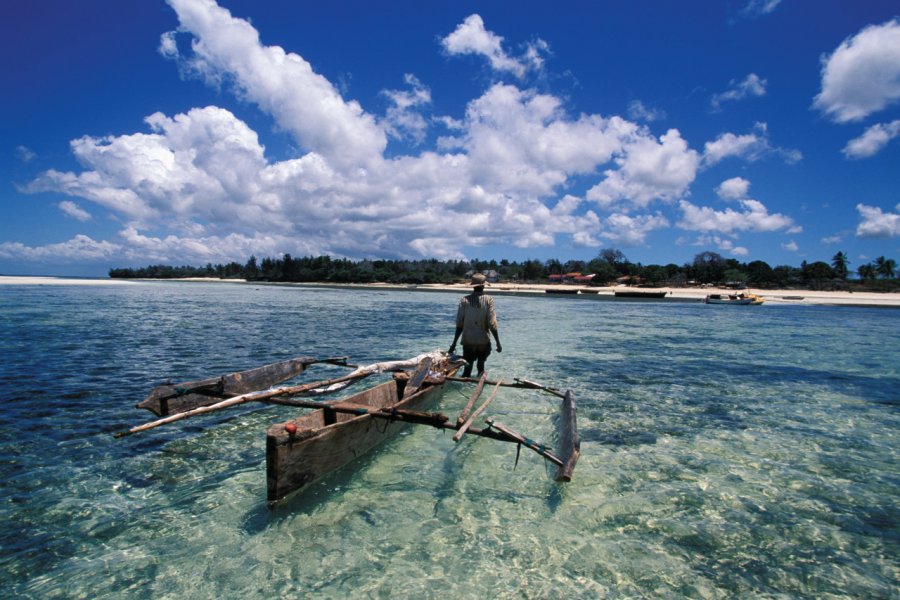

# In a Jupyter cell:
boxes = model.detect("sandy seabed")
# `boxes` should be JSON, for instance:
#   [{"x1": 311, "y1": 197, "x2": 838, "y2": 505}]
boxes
[{"x1": 3, "y1": 275, "x2": 899, "y2": 307}]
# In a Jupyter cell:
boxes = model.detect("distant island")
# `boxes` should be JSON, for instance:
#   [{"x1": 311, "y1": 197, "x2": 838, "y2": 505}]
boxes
[{"x1": 109, "y1": 249, "x2": 898, "y2": 292}]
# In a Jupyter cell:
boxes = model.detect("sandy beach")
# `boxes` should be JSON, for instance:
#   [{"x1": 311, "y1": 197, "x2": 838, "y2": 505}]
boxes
[{"x1": 3, "y1": 275, "x2": 899, "y2": 307}]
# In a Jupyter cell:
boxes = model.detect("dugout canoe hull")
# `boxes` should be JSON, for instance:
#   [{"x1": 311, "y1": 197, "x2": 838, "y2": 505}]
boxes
[{"x1": 266, "y1": 367, "x2": 456, "y2": 504}]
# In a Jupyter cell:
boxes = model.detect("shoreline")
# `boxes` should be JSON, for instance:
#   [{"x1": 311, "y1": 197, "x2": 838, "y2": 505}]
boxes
[{"x1": 3, "y1": 275, "x2": 899, "y2": 307}]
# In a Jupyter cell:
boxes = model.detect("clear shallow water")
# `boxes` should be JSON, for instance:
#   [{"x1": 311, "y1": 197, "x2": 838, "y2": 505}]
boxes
[{"x1": 1, "y1": 281, "x2": 897, "y2": 598}]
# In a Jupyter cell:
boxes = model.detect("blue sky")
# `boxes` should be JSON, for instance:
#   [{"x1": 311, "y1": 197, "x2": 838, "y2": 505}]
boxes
[{"x1": 2, "y1": 0, "x2": 899, "y2": 276}]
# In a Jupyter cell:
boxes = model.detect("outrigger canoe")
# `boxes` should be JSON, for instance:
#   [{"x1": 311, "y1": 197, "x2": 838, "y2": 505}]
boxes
[{"x1": 116, "y1": 350, "x2": 580, "y2": 506}]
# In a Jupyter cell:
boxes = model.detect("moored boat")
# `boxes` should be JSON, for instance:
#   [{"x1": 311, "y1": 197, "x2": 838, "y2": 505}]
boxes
[
  {"x1": 705, "y1": 293, "x2": 753, "y2": 305},
  {"x1": 614, "y1": 289, "x2": 668, "y2": 299},
  {"x1": 743, "y1": 293, "x2": 764, "y2": 305}
]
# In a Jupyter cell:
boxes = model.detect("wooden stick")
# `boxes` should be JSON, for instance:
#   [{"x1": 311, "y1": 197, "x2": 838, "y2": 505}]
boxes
[
  {"x1": 115, "y1": 370, "x2": 375, "y2": 438},
  {"x1": 512, "y1": 378, "x2": 567, "y2": 399},
  {"x1": 456, "y1": 372, "x2": 488, "y2": 426},
  {"x1": 446, "y1": 375, "x2": 565, "y2": 398},
  {"x1": 270, "y1": 398, "x2": 450, "y2": 426},
  {"x1": 484, "y1": 418, "x2": 564, "y2": 467},
  {"x1": 453, "y1": 379, "x2": 502, "y2": 442}
]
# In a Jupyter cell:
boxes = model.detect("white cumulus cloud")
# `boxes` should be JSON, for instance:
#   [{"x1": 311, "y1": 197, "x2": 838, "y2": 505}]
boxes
[
  {"x1": 58, "y1": 201, "x2": 92, "y2": 221},
  {"x1": 381, "y1": 74, "x2": 432, "y2": 145},
  {"x1": 716, "y1": 177, "x2": 751, "y2": 201},
  {"x1": 441, "y1": 14, "x2": 547, "y2": 79},
  {"x1": 163, "y1": 0, "x2": 387, "y2": 170},
  {"x1": 711, "y1": 73, "x2": 767, "y2": 111},
  {"x1": 856, "y1": 203, "x2": 900, "y2": 238},
  {"x1": 0, "y1": 235, "x2": 120, "y2": 262},
  {"x1": 587, "y1": 129, "x2": 700, "y2": 210},
  {"x1": 677, "y1": 198, "x2": 797, "y2": 234},
  {"x1": 602, "y1": 212, "x2": 670, "y2": 245},
  {"x1": 703, "y1": 122, "x2": 801, "y2": 166},
  {"x1": 842, "y1": 120, "x2": 900, "y2": 159},
  {"x1": 813, "y1": 19, "x2": 900, "y2": 123}
]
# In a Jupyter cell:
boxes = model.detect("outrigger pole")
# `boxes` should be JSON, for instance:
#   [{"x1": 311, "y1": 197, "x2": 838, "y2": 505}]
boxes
[{"x1": 258, "y1": 393, "x2": 570, "y2": 473}]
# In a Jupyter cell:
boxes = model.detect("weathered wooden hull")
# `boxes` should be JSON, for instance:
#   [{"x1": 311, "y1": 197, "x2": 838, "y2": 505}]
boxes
[
  {"x1": 266, "y1": 372, "x2": 453, "y2": 503},
  {"x1": 137, "y1": 357, "x2": 317, "y2": 416}
]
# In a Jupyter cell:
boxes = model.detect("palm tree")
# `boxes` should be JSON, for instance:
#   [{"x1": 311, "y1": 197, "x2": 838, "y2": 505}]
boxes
[
  {"x1": 545, "y1": 259, "x2": 564, "y2": 275},
  {"x1": 858, "y1": 263, "x2": 877, "y2": 280},
  {"x1": 831, "y1": 251, "x2": 849, "y2": 279},
  {"x1": 875, "y1": 256, "x2": 897, "y2": 279}
]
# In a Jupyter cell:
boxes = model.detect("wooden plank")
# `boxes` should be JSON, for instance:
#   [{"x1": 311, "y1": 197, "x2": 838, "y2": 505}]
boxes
[
  {"x1": 402, "y1": 356, "x2": 433, "y2": 399},
  {"x1": 456, "y1": 372, "x2": 488, "y2": 426},
  {"x1": 453, "y1": 379, "x2": 502, "y2": 442},
  {"x1": 554, "y1": 390, "x2": 580, "y2": 482},
  {"x1": 137, "y1": 356, "x2": 350, "y2": 416}
]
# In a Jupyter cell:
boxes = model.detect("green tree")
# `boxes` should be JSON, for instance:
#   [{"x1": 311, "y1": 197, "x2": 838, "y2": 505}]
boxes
[
  {"x1": 801, "y1": 261, "x2": 835, "y2": 288},
  {"x1": 598, "y1": 248, "x2": 627, "y2": 267},
  {"x1": 746, "y1": 260, "x2": 775, "y2": 287},
  {"x1": 545, "y1": 259, "x2": 564, "y2": 275},
  {"x1": 723, "y1": 268, "x2": 748, "y2": 286},
  {"x1": 691, "y1": 251, "x2": 726, "y2": 284},
  {"x1": 586, "y1": 259, "x2": 617, "y2": 285},
  {"x1": 858, "y1": 263, "x2": 877, "y2": 280},
  {"x1": 831, "y1": 251, "x2": 849, "y2": 279},
  {"x1": 875, "y1": 256, "x2": 897, "y2": 279},
  {"x1": 564, "y1": 259, "x2": 586, "y2": 273},
  {"x1": 522, "y1": 259, "x2": 544, "y2": 281},
  {"x1": 642, "y1": 265, "x2": 668, "y2": 285}
]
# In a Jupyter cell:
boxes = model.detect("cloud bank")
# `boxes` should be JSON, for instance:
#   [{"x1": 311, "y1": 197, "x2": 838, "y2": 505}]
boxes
[{"x1": 15, "y1": 0, "x2": 802, "y2": 268}]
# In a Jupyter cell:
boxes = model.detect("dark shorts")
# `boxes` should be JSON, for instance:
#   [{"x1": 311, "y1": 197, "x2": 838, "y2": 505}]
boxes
[{"x1": 462, "y1": 344, "x2": 491, "y2": 364}]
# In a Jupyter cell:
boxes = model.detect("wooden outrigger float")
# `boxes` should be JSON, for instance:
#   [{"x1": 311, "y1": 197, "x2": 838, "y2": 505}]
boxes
[
  {"x1": 116, "y1": 350, "x2": 580, "y2": 505},
  {"x1": 136, "y1": 356, "x2": 351, "y2": 416}
]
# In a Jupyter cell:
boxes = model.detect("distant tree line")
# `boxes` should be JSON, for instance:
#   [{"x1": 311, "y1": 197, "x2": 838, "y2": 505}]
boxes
[{"x1": 108, "y1": 249, "x2": 898, "y2": 291}]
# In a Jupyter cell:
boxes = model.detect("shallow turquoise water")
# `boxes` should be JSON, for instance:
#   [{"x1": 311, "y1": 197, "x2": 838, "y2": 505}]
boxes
[{"x1": 0, "y1": 281, "x2": 897, "y2": 598}]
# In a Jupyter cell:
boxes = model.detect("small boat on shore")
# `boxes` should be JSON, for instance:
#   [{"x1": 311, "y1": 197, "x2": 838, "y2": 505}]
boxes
[
  {"x1": 614, "y1": 289, "x2": 668, "y2": 299},
  {"x1": 705, "y1": 293, "x2": 753, "y2": 305},
  {"x1": 117, "y1": 350, "x2": 580, "y2": 506},
  {"x1": 744, "y1": 293, "x2": 765, "y2": 305},
  {"x1": 545, "y1": 288, "x2": 579, "y2": 295}
]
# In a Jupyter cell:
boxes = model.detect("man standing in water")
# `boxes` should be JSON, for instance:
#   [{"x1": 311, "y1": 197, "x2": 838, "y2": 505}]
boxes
[{"x1": 449, "y1": 273, "x2": 502, "y2": 377}]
